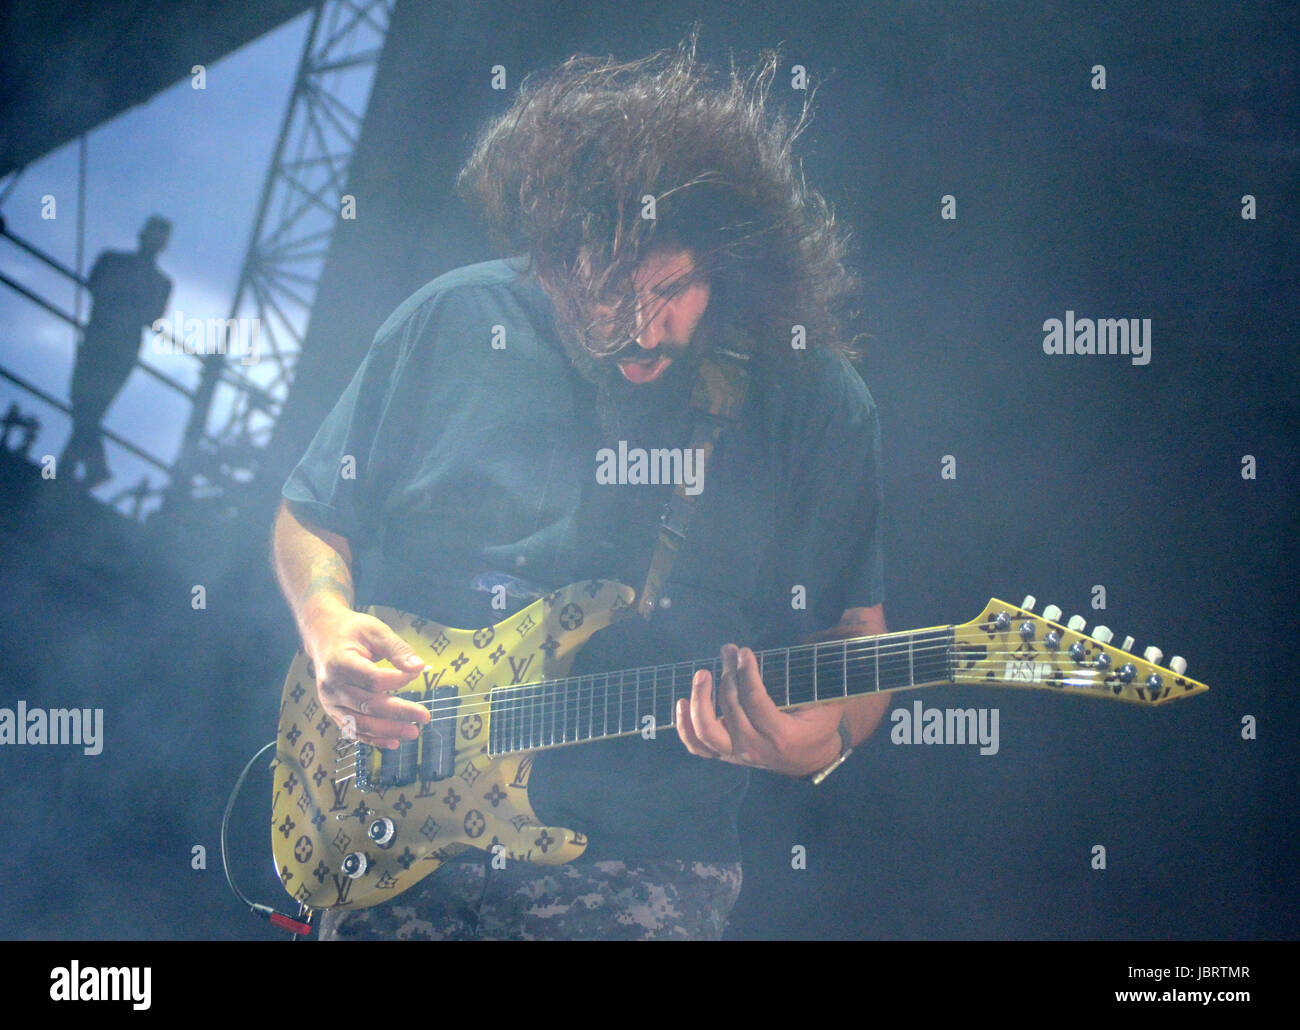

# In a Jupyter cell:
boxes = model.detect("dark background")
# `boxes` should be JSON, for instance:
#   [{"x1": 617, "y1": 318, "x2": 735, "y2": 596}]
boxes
[{"x1": 0, "y1": 0, "x2": 1295, "y2": 939}]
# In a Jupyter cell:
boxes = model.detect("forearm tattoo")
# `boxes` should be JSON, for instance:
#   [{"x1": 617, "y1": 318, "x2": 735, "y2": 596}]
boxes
[{"x1": 302, "y1": 552, "x2": 354, "y2": 608}]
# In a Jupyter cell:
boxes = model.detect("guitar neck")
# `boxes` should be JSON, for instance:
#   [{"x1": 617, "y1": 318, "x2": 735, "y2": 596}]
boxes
[{"x1": 487, "y1": 627, "x2": 953, "y2": 756}]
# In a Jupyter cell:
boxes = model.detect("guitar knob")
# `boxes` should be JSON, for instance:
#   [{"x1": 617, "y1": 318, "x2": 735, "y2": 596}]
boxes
[
  {"x1": 1143, "y1": 646, "x2": 1164, "y2": 665},
  {"x1": 368, "y1": 818, "x2": 396, "y2": 845},
  {"x1": 1122, "y1": 636, "x2": 1135, "y2": 652},
  {"x1": 341, "y1": 852, "x2": 368, "y2": 879},
  {"x1": 1067, "y1": 615, "x2": 1087, "y2": 632},
  {"x1": 1021, "y1": 595, "x2": 1036, "y2": 611},
  {"x1": 1043, "y1": 604, "x2": 1062, "y2": 622},
  {"x1": 1169, "y1": 656, "x2": 1188, "y2": 676},
  {"x1": 1092, "y1": 626, "x2": 1113, "y2": 644}
]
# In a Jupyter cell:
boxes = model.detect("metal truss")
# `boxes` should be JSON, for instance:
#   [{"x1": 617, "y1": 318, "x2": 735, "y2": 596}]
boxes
[{"x1": 169, "y1": 0, "x2": 395, "y2": 507}]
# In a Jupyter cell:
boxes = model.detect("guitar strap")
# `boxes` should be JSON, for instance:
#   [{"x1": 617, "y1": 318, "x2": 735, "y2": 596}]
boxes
[{"x1": 634, "y1": 321, "x2": 752, "y2": 618}]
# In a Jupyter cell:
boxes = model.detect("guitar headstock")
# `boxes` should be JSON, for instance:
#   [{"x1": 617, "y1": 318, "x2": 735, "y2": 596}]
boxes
[{"x1": 951, "y1": 596, "x2": 1209, "y2": 705}]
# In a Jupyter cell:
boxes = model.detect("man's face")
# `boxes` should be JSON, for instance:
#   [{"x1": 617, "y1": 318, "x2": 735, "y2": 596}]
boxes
[
  {"x1": 580, "y1": 248, "x2": 711, "y2": 386},
  {"x1": 545, "y1": 246, "x2": 713, "y2": 443}
]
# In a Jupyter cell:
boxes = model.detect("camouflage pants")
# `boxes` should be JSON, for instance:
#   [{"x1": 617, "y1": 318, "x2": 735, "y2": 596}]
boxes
[{"x1": 318, "y1": 855, "x2": 742, "y2": 940}]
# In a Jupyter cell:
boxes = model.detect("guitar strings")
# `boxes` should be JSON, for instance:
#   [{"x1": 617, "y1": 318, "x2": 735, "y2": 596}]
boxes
[
  {"x1": 329, "y1": 654, "x2": 1142, "y2": 775},
  {"x1": 338, "y1": 635, "x2": 1128, "y2": 740},
  {"x1": 329, "y1": 633, "x2": 959, "y2": 766},
  {"x1": 332, "y1": 647, "x2": 1128, "y2": 754},
  {"x1": 408, "y1": 632, "x2": 1123, "y2": 721},
  {"x1": 326, "y1": 634, "x2": 1147, "y2": 769},
  {"x1": 362, "y1": 632, "x2": 956, "y2": 728}
]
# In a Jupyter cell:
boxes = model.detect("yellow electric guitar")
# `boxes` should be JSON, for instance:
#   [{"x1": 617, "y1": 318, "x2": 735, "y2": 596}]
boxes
[{"x1": 271, "y1": 581, "x2": 1208, "y2": 910}]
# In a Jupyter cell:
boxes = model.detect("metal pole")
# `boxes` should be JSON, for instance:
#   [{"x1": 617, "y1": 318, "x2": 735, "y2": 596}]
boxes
[{"x1": 166, "y1": 3, "x2": 328, "y2": 507}]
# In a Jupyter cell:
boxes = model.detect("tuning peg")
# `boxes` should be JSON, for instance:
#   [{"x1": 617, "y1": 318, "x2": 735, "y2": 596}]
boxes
[
  {"x1": 1092, "y1": 626, "x2": 1113, "y2": 644},
  {"x1": 1067, "y1": 615, "x2": 1087, "y2": 632},
  {"x1": 1169, "y1": 656, "x2": 1187, "y2": 675},
  {"x1": 1143, "y1": 646, "x2": 1163, "y2": 665},
  {"x1": 1122, "y1": 636, "x2": 1135, "y2": 652},
  {"x1": 1043, "y1": 604, "x2": 1062, "y2": 622},
  {"x1": 1020, "y1": 595, "x2": 1036, "y2": 611}
]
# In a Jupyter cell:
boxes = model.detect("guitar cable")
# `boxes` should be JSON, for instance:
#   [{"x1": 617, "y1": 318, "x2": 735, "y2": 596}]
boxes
[{"x1": 220, "y1": 740, "x2": 314, "y2": 939}]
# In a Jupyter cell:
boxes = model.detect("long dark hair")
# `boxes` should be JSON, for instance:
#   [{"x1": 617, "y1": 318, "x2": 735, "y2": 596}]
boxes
[{"x1": 457, "y1": 32, "x2": 865, "y2": 363}]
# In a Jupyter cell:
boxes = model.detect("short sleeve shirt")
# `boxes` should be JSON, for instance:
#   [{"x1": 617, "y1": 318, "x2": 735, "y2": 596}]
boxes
[{"x1": 282, "y1": 257, "x2": 884, "y2": 861}]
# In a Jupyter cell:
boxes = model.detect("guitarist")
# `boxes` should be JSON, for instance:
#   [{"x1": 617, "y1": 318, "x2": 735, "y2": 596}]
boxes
[{"x1": 272, "y1": 40, "x2": 889, "y2": 939}]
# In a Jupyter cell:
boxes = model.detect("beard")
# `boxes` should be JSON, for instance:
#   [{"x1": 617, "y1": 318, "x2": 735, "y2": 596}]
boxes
[
  {"x1": 593, "y1": 349, "x2": 700, "y2": 447},
  {"x1": 557, "y1": 318, "x2": 712, "y2": 450}
]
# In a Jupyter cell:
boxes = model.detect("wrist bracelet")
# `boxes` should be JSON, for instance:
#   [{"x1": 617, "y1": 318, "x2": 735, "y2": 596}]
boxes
[{"x1": 810, "y1": 714, "x2": 854, "y2": 785}]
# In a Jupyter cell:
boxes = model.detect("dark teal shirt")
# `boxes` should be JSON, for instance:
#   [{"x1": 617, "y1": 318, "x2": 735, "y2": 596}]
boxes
[{"x1": 282, "y1": 257, "x2": 884, "y2": 861}]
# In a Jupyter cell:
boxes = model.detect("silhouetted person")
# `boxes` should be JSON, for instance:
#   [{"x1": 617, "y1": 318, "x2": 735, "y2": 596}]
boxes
[{"x1": 61, "y1": 215, "x2": 172, "y2": 487}]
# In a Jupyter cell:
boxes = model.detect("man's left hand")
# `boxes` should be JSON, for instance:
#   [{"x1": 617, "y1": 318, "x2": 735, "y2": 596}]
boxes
[{"x1": 675, "y1": 643, "x2": 847, "y2": 778}]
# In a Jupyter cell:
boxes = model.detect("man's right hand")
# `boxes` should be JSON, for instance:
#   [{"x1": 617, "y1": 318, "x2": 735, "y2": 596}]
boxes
[{"x1": 302, "y1": 598, "x2": 432, "y2": 750}]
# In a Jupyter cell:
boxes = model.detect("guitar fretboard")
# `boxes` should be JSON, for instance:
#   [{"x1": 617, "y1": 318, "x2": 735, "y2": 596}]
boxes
[{"x1": 486, "y1": 628, "x2": 954, "y2": 755}]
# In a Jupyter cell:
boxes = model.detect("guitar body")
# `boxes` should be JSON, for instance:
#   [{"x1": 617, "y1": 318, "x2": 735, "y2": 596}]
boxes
[{"x1": 271, "y1": 579, "x2": 636, "y2": 911}]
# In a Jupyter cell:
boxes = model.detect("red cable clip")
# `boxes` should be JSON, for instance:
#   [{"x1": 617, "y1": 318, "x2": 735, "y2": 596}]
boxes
[{"x1": 269, "y1": 911, "x2": 314, "y2": 936}]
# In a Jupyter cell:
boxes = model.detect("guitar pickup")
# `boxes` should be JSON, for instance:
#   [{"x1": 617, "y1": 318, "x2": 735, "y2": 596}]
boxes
[
  {"x1": 420, "y1": 687, "x2": 459, "y2": 782},
  {"x1": 359, "y1": 690, "x2": 425, "y2": 789}
]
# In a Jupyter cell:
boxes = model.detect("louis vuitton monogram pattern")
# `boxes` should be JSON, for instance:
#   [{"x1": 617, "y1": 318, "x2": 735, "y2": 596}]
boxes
[
  {"x1": 950, "y1": 598, "x2": 1210, "y2": 705},
  {"x1": 272, "y1": 579, "x2": 637, "y2": 911}
]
